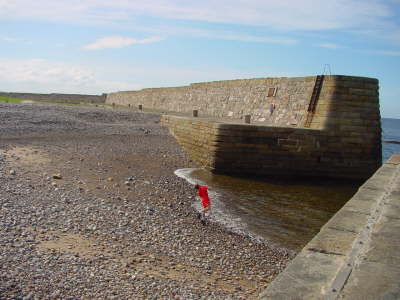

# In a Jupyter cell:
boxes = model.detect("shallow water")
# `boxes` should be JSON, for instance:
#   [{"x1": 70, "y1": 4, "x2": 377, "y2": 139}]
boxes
[
  {"x1": 176, "y1": 118, "x2": 399, "y2": 252},
  {"x1": 176, "y1": 168, "x2": 358, "y2": 251}
]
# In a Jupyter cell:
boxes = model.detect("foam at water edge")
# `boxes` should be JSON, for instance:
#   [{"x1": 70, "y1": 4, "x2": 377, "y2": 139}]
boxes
[
  {"x1": 174, "y1": 168, "x2": 203, "y2": 185},
  {"x1": 174, "y1": 168, "x2": 267, "y2": 244}
]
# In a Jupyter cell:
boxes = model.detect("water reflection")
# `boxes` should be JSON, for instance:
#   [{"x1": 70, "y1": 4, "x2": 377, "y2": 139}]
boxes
[{"x1": 176, "y1": 168, "x2": 358, "y2": 251}]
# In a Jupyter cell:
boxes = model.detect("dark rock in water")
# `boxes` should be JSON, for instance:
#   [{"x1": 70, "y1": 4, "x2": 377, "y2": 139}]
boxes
[{"x1": 384, "y1": 140, "x2": 400, "y2": 144}]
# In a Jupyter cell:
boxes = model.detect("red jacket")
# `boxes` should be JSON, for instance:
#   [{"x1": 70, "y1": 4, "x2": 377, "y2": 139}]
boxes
[{"x1": 198, "y1": 185, "x2": 210, "y2": 208}]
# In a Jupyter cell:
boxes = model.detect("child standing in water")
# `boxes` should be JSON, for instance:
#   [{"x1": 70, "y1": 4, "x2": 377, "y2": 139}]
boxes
[{"x1": 195, "y1": 184, "x2": 211, "y2": 223}]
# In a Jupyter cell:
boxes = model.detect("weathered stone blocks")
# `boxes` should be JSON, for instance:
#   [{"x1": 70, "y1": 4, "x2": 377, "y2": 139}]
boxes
[
  {"x1": 162, "y1": 116, "x2": 379, "y2": 180},
  {"x1": 123, "y1": 75, "x2": 381, "y2": 180}
]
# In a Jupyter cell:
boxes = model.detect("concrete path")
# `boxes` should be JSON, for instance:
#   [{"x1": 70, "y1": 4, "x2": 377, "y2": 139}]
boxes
[{"x1": 260, "y1": 154, "x2": 400, "y2": 299}]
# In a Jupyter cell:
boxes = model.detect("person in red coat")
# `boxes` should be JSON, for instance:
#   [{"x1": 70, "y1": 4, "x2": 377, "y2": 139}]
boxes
[{"x1": 195, "y1": 184, "x2": 211, "y2": 222}]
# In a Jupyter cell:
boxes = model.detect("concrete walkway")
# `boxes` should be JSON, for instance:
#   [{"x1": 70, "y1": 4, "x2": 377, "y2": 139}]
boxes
[{"x1": 260, "y1": 154, "x2": 400, "y2": 299}]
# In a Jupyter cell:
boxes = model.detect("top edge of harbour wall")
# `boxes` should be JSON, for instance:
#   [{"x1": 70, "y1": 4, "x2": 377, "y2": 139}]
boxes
[
  {"x1": 161, "y1": 114, "x2": 322, "y2": 132},
  {"x1": 112, "y1": 75, "x2": 378, "y2": 93}
]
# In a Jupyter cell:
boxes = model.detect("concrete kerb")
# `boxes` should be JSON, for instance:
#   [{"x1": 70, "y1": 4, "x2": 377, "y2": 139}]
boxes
[{"x1": 260, "y1": 155, "x2": 400, "y2": 299}]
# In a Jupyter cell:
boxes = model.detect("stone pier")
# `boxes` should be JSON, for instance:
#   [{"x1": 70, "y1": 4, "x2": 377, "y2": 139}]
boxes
[
  {"x1": 110, "y1": 75, "x2": 382, "y2": 181},
  {"x1": 161, "y1": 114, "x2": 379, "y2": 180}
]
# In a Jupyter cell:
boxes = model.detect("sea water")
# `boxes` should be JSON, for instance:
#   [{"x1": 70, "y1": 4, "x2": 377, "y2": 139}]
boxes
[
  {"x1": 176, "y1": 118, "x2": 400, "y2": 251},
  {"x1": 382, "y1": 118, "x2": 400, "y2": 161}
]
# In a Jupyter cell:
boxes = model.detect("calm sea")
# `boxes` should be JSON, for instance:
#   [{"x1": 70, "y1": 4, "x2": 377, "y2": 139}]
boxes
[
  {"x1": 177, "y1": 118, "x2": 400, "y2": 251},
  {"x1": 382, "y1": 118, "x2": 400, "y2": 161}
]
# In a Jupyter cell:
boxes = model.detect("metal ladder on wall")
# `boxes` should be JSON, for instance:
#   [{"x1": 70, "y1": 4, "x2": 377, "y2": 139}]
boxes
[{"x1": 304, "y1": 75, "x2": 324, "y2": 128}]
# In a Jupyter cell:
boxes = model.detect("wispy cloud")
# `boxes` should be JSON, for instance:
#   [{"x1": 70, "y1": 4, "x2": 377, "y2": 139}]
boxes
[
  {"x1": 164, "y1": 23, "x2": 300, "y2": 44},
  {"x1": 362, "y1": 49, "x2": 400, "y2": 56},
  {"x1": 0, "y1": 0, "x2": 396, "y2": 31},
  {"x1": 315, "y1": 43, "x2": 343, "y2": 49},
  {"x1": 1, "y1": 0, "x2": 399, "y2": 50},
  {"x1": 0, "y1": 36, "x2": 19, "y2": 42},
  {"x1": 83, "y1": 36, "x2": 164, "y2": 50},
  {"x1": 0, "y1": 57, "x2": 283, "y2": 93},
  {"x1": 351, "y1": 28, "x2": 400, "y2": 45},
  {"x1": 0, "y1": 58, "x2": 138, "y2": 93},
  {"x1": 210, "y1": 33, "x2": 297, "y2": 44},
  {"x1": 0, "y1": 36, "x2": 34, "y2": 46},
  {"x1": 157, "y1": 25, "x2": 298, "y2": 44}
]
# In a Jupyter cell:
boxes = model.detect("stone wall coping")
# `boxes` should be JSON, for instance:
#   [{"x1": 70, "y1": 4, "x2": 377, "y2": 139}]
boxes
[
  {"x1": 162, "y1": 115, "x2": 322, "y2": 134},
  {"x1": 112, "y1": 75, "x2": 378, "y2": 94}
]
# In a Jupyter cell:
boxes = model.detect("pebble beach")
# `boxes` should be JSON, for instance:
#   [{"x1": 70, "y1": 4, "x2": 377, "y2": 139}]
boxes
[{"x1": 0, "y1": 103, "x2": 293, "y2": 299}]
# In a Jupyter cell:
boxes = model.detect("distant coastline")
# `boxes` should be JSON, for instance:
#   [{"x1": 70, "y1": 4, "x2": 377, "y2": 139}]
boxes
[{"x1": 384, "y1": 140, "x2": 400, "y2": 144}]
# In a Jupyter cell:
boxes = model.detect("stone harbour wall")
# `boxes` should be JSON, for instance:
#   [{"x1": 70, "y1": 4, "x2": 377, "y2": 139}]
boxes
[
  {"x1": 160, "y1": 116, "x2": 219, "y2": 169},
  {"x1": 106, "y1": 75, "x2": 380, "y2": 131},
  {"x1": 306, "y1": 75, "x2": 380, "y2": 130},
  {"x1": 161, "y1": 115, "x2": 379, "y2": 180},
  {"x1": 0, "y1": 92, "x2": 106, "y2": 104},
  {"x1": 107, "y1": 76, "x2": 317, "y2": 127},
  {"x1": 110, "y1": 75, "x2": 381, "y2": 180}
]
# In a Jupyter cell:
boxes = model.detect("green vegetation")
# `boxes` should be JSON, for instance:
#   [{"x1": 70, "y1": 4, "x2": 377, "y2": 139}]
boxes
[
  {"x1": 0, "y1": 97, "x2": 90, "y2": 106},
  {"x1": 0, "y1": 96, "x2": 24, "y2": 103}
]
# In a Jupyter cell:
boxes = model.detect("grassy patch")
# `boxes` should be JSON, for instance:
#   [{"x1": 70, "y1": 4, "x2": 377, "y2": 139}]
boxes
[{"x1": 0, "y1": 96, "x2": 24, "y2": 103}]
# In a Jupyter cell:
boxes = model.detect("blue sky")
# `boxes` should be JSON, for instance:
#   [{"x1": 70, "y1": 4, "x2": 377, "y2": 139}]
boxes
[{"x1": 0, "y1": 0, "x2": 399, "y2": 118}]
